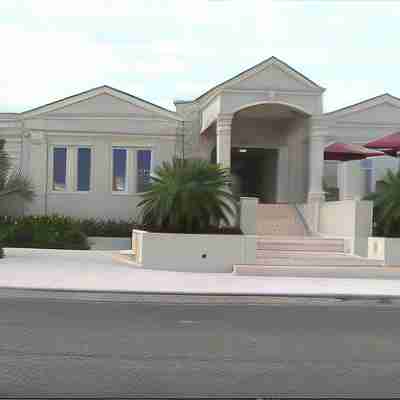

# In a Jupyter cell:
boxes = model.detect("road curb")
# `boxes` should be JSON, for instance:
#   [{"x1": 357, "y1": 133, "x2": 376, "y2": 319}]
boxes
[{"x1": 0, "y1": 286, "x2": 399, "y2": 304}]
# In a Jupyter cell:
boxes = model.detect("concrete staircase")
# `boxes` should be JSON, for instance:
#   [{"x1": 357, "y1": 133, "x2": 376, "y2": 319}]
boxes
[
  {"x1": 234, "y1": 236, "x2": 384, "y2": 276},
  {"x1": 256, "y1": 204, "x2": 307, "y2": 236}
]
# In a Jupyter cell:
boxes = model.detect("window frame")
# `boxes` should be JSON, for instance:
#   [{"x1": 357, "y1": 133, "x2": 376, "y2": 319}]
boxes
[
  {"x1": 111, "y1": 147, "x2": 129, "y2": 194},
  {"x1": 76, "y1": 146, "x2": 93, "y2": 193},
  {"x1": 136, "y1": 148, "x2": 153, "y2": 194},
  {"x1": 49, "y1": 144, "x2": 94, "y2": 194},
  {"x1": 111, "y1": 146, "x2": 153, "y2": 195}
]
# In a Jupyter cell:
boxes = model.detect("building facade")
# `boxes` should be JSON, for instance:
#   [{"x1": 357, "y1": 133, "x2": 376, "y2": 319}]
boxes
[{"x1": 1, "y1": 56, "x2": 400, "y2": 219}]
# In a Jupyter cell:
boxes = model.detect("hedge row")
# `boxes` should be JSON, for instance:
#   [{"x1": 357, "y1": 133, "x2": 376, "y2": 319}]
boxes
[
  {"x1": 0, "y1": 215, "x2": 89, "y2": 250},
  {"x1": 0, "y1": 215, "x2": 242, "y2": 252}
]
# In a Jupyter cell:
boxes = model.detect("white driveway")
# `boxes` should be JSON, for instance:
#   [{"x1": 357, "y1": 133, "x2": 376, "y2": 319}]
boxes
[{"x1": 2, "y1": 248, "x2": 400, "y2": 298}]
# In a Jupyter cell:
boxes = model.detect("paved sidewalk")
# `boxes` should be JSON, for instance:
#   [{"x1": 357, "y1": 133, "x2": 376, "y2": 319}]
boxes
[{"x1": 2, "y1": 248, "x2": 400, "y2": 298}]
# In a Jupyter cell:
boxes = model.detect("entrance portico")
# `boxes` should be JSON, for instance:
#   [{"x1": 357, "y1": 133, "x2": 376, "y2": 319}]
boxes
[{"x1": 208, "y1": 101, "x2": 323, "y2": 204}]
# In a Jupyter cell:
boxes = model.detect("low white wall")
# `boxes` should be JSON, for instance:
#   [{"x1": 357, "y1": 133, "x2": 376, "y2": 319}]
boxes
[
  {"x1": 239, "y1": 197, "x2": 258, "y2": 235},
  {"x1": 319, "y1": 200, "x2": 373, "y2": 256},
  {"x1": 368, "y1": 237, "x2": 400, "y2": 266},
  {"x1": 88, "y1": 237, "x2": 132, "y2": 250},
  {"x1": 132, "y1": 230, "x2": 257, "y2": 273}
]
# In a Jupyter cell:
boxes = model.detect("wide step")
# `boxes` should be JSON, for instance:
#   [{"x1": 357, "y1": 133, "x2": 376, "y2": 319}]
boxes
[
  {"x1": 234, "y1": 264, "x2": 388, "y2": 277},
  {"x1": 256, "y1": 252, "x2": 382, "y2": 267},
  {"x1": 257, "y1": 237, "x2": 345, "y2": 253}
]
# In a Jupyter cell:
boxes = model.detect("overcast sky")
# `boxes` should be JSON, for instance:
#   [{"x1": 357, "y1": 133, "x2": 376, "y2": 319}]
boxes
[{"x1": 1, "y1": 0, "x2": 399, "y2": 113}]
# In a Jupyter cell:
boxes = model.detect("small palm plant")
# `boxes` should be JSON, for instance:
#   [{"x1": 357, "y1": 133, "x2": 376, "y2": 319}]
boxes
[
  {"x1": 138, "y1": 158, "x2": 237, "y2": 233},
  {"x1": 0, "y1": 139, "x2": 34, "y2": 257},
  {"x1": 0, "y1": 139, "x2": 34, "y2": 204},
  {"x1": 367, "y1": 169, "x2": 400, "y2": 237}
]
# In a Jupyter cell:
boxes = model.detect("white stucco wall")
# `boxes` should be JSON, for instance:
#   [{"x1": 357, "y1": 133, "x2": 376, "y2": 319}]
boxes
[
  {"x1": 132, "y1": 230, "x2": 257, "y2": 273},
  {"x1": 1, "y1": 90, "x2": 182, "y2": 219},
  {"x1": 319, "y1": 200, "x2": 373, "y2": 256},
  {"x1": 25, "y1": 132, "x2": 177, "y2": 219}
]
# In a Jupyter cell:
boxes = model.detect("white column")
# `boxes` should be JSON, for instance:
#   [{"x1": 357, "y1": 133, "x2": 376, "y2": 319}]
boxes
[
  {"x1": 27, "y1": 132, "x2": 48, "y2": 215},
  {"x1": 216, "y1": 114, "x2": 233, "y2": 168},
  {"x1": 307, "y1": 132, "x2": 326, "y2": 234},
  {"x1": 276, "y1": 146, "x2": 289, "y2": 203},
  {"x1": 338, "y1": 160, "x2": 364, "y2": 200},
  {"x1": 308, "y1": 133, "x2": 326, "y2": 202}
]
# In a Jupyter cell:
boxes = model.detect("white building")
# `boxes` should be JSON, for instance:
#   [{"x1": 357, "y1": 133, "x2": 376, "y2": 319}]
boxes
[{"x1": 1, "y1": 56, "x2": 399, "y2": 220}]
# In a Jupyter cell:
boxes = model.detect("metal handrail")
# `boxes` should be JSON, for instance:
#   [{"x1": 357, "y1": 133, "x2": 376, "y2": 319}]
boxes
[{"x1": 293, "y1": 203, "x2": 313, "y2": 236}]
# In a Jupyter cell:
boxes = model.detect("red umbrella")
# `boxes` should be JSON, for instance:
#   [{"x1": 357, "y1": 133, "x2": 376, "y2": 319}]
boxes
[
  {"x1": 382, "y1": 148, "x2": 399, "y2": 157},
  {"x1": 324, "y1": 142, "x2": 385, "y2": 161},
  {"x1": 365, "y1": 132, "x2": 400, "y2": 152}
]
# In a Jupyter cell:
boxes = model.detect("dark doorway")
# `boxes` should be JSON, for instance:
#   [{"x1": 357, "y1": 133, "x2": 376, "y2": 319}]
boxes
[{"x1": 231, "y1": 147, "x2": 278, "y2": 203}]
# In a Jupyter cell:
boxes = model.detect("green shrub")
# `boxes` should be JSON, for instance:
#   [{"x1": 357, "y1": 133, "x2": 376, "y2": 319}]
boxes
[
  {"x1": 63, "y1": 229, "x2": 89, "y2": 250},
  {"x1": 366, "y1": 170, "x2": 400, "y2": 237},
  {"x1": 77, "y1": 218, "x2": 137, "y2": 237},
  {"x1": 0, "y1": 214, "x2": 88, "y2": 250},
  {"x1": 0, "y1": 246, "x2": 3, "y2": 259}
]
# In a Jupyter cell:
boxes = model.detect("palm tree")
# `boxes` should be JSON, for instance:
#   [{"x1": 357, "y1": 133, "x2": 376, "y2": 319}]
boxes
[
  {"x1": 0, "y1": 139, "x2": 34, "y2": 258},
  {"x1": 138, "y1": 158, "x2": 237, "y2": 233},
  {"x1": 0, "y1": 139, "x2": 34, "y2": 205},
  {"x1": 367, "y1": 169, "x2": 400, "y2": 236}
]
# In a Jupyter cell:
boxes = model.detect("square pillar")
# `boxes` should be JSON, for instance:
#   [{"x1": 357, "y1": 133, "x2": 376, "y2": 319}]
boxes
[
  {"x1": 216, "y1": 114, "x2": 233, "y2": 169},
  {"x1": 308, "y1": 133, "x2": 326, "y2": 202},
  {"x1": 338, "y1": 160, "x2": 365, "y2": 200},
  {"x1": 307, "y1": 132, "x2": 326, "y2": 233},
  {"x1": 26, "y1": 132, "x2": 48, "y2": 215}
]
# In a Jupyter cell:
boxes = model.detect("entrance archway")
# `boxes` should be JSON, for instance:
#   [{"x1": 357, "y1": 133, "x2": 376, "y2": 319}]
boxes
[{"x1": 228, "y1": 102, "x2": 310, "y2": 203}]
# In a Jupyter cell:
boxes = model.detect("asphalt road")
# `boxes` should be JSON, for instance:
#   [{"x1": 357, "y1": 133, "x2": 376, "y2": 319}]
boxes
[{"x1": 1, "y1": 294, "x2": 400, "y2": 398}]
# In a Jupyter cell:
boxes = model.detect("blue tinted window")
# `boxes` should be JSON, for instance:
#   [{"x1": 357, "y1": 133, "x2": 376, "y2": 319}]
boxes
[
  {"x1": 77, "y1": 148, "x2": 91, "y2": 191},
  {"x1": 137, "y1": 150, "x2": 151, "y2": 192},
  {"x1": 53, "y1": 147, "x2": 67, "y2": 191},
  {"x1": 113, "y1": 148, "x2": 127, "y2": 191}
]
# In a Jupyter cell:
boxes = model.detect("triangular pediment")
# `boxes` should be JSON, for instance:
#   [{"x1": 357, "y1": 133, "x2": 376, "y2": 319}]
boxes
[
  {"x1": 324, "y1": 94, "x2": 400, "y2": 124},
  {"x1": 21, "y1": 86, "x2": 181, "y2": 121},
  {"x1": 46, "y1": 93, "x2": 156, "y2": 116},
  {"x1": 195, "y1": 56, "x2": 324, "y2": 102},
  {"x1": 229, "y1": 61, "x2": 320, "y2": 92}
]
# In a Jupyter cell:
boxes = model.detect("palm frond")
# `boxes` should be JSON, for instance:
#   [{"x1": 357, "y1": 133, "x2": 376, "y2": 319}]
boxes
[
  {"x1": 0, "y1": 140, "x2": 35, "y2": 212},
  {"x1": 137, "y1": 157, "x2": 238, "y2": 233}
]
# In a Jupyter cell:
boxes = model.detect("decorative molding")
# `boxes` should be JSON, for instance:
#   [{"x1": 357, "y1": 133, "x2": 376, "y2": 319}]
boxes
[
  {"x1": 216, "y1": 114, "x2": 233, "y2": 133},
  {"x1": 223, "y1": 88, "x2": 321, "y2": 97},
  {"x1": 30, "y1": 132, "x2": 46, "y2": 144},
  {"x1": 323, "y1": 94, "x2": 400, "y2": 119},
  {"x1": 20, "y1": 86, "x2": 183, "y2": 122},
  {"x1": 41, "y1": 113, "x2": 180, "y2": 123},
  {"x1": 29, "y1": 129, "x2": 179, "y2": 140}
]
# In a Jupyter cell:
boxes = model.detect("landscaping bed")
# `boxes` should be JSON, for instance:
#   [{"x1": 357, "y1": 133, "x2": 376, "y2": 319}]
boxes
[{"x1": 0, "y1": 215, "x2": 89, "y2": 250}]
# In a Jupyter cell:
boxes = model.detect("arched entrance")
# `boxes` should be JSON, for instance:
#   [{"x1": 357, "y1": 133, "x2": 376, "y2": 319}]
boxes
[{"x1": 215, "y1": 102, "x2": 311, "y2": 203}]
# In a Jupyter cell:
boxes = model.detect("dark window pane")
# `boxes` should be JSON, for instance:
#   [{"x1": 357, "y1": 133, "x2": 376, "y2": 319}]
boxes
[
  {"x1": 137, "y1": 150, "x2": 151, "y2": 192},
  {"x1": 53, "y1": 147, "x2": 67, "y2": 191},
  {"x1": 113, "y1": 148, "x2": 127, "y2": 191},
  {"x1": 77, "y1": 148, "x2": 91, "y2": 191}
]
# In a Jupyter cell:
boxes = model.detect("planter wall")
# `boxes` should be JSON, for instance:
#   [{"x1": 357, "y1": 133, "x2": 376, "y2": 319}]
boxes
[
  {"x1": 88, "y1": 237, "x2": 132, "y2": 250},
  {"x1": 131, "y1": 230, "x2": 257, "y2": 273},
  {"x1": 368, "y1": 237, "x2": 400, "y2": 266}
]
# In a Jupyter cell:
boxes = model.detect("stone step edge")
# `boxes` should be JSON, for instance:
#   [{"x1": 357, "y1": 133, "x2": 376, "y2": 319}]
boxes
[{"x1": 234, "y1": 264, "x2": 387, "y2": 273}]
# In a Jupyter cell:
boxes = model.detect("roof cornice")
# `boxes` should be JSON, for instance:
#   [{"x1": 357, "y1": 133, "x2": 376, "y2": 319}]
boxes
[{"x1": 19, "y1": 85, "x2": 182, "y2": 122}]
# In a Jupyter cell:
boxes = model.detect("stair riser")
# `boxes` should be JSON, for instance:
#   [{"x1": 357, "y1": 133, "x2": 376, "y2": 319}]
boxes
[
  {"x1": 257, "y1": 244, "x2": 345, "y2": 253},
  {"x1": 234, "y1": 266, "x2": 385, "y2": 276},
  {"x1": 255, "y1": 258, "x2": 381, "y2": 267}
]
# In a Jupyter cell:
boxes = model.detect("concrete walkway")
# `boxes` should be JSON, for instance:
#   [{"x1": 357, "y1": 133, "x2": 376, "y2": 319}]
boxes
[{"x1": 2, "y1": 248, "x2": 400, "y2": 298}]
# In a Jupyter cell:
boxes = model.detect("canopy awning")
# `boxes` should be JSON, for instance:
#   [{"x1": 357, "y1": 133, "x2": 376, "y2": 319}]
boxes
[
  {"x1": 324, "y1": 142, "x2": 385, "y2": 161},
  {"x1": 365, "y1": 131, "x2": 400, "y2": 150}
]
